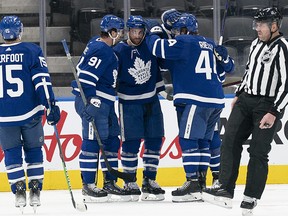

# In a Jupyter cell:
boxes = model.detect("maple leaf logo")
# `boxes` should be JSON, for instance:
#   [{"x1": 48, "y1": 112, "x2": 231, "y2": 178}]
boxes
[{"x1": 128, "y1": 57, "x2": 151, "y2": 84}]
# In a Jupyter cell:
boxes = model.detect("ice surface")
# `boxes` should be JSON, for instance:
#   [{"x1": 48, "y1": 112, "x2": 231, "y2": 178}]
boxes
[{"x1": 0, "y1": 185, "x2": 287, "y2": 216}]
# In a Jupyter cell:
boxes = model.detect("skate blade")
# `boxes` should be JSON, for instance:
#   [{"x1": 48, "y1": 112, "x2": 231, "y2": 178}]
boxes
[
  {"x1": 141, "y1": 193, "x2": 165, "y2": 201},
  {"x1": 242, "y1": 209, "x2": 254, "y2": 216},
  {"x1": 172, "y1": 192, "x2": 202, "y2": 203},
  {"x1": 107, "y1": 194, "x2": 132, "y2": 202},
  {"x1": 131, "y1": 195, "x2": 140, "y2": 202},
  {"x1": 32, "y1": 204, "x2": 38, "y2": 214},
  {"x1": 16, "y1": 205, "x2": 25, "y2": 214},
  {"x1": 202, "y1": 192, "x2": 233, "y2": 209},
  {"x1": 83, "y1": 195, "x2": 108, "y2": 203}
]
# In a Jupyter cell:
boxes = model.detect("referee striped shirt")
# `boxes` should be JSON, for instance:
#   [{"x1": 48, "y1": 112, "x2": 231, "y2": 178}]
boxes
[{"x1": 236, "y1": 34, "x2": 288, "y2": 114}]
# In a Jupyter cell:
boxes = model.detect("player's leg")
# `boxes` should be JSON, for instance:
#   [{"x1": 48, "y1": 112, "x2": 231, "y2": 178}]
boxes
[
  {"x1": 209, "y1": 130, "x2": 221, "y2": 187},
  {"x1": 197, "y1": 108, "x2": 221, "y2": 194},
  {"x1": 118, "y1": 103, "x2": 144, "y2": 201},
  {"x1": 121, "y1": 139, "x2": 142, "y2": 201},
  {"x1": 100, "y1": 105, "x2": 131, "y2": 202},
  {"x1": 141, "y1": 100, "x2": 165, "y2": 201},
  {"x1": 22, "y1": 116, "x2": 45, "y2": 208},
  {"x1": 172, "y1": 104, "x2": 204, "y2": 202},
  {"x1": 0, "y1": 126, "x2": 26, "y2": 209},
  {"x1": 198, "y1": 138, "x2": 211, "y2": 190},
  {"x1": 75, "y1": 96, "x2": 107, "y2": 203}
]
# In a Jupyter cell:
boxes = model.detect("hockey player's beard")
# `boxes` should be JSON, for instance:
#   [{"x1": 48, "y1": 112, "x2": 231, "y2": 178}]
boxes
[
  {"x1": 127, "y1": 31, "x2": 145, "y2": 47},
  {"x1": 129, "y1": 38, "x2": 142, "y2": 46}
]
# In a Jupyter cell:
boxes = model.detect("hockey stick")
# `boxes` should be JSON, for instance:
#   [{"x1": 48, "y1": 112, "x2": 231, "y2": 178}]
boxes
[
  {"x1": 42, "y1": 77, "x2": 87, "y2": 212},
  {"x1": 219, "y1": 0, "x2": 230, "y2": 45},
  {"x1": 222, "y1": 80, "x2": 241, "y2": 88},
  {"x1": 61, "y1": 39, "x2": 135, "y2": 182}
]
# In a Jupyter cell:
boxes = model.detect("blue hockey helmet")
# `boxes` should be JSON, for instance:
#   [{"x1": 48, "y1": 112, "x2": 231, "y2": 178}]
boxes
[
  {"x1": 172, "y1": 13, "x2": 198, "y2": 34},
  {"x1": 0, "y1": 15, "x2": 23, "y2": 40},
  {"x1": 126, "y1": 15, "x2": 146, "y2": 29},
  {"x1": 100, "y1": 15, "x2": 124, "y2": 33}
]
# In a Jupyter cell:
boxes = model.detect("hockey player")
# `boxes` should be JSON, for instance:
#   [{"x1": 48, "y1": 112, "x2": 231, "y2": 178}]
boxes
[
  {"x1": 147, "y1": 13, "x2": 234, "y2": 202},
  {"x1": 113, "y1": 15, "x2": 166, "y2": 202},
  {"x1": 0, "y1": 16, "x2": 60, "y2": 212},
  {"x1": 148, "y1": 10, "x2": 224, "y2": 191},
  {"x1": 71, "y1": 14, "x2": 131, "y2": 202},
  {"x1": 202, "y1": 7, "x2": 288, "y2": 216}
]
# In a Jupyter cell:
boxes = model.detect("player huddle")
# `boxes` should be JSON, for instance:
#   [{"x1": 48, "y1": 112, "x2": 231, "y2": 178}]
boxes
[{"x1": 1, "y1": 6, "x2": 287, "y2": 216}]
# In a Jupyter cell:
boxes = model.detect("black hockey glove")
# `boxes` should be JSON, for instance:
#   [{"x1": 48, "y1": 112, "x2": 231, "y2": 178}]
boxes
[
  {"x1": 46, "y1": 101, "x2": 61, "y2": 125},
  {"x1": 83, "y1": 97, "x2": 101, "y2": 122}
]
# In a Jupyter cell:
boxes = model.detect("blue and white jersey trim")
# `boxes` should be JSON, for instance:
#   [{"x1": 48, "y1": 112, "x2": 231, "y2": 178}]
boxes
[
  {"x1": 118, "y1": 87, "x2": 157, "y2": 100},
  {"x1": 174, "y1": 93, "x2": 225, "y2": 105},
  {"x1": 0, "y1": 105, "x2": 44, "y2": 123},
  {"x1": 96, "y1": 90, "x2": 116, "y2": 102}
]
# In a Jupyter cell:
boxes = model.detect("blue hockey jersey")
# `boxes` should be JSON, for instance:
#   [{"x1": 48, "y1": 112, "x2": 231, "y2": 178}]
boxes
[
  {"x1": 113, "y1": 37, "x2": 165, "y2": 104},
  {"x1": 72, "y1": 36, "x2": 118, "y2": 105},
  {"x1": 0, "y1": 42, "x2": 55, "y2": 126},
  {"x1": 147, "y1": 35, "x2": 234, "y2": 108}
]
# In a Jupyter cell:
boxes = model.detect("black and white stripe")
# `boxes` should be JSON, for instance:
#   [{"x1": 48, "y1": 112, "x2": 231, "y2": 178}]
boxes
[{"x1": 236, "y1": 35, "x2": 288, "y2": 112}]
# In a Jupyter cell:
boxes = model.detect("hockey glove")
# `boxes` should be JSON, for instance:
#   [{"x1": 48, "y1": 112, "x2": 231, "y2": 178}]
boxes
[
  {"x1": 145, "y1": 19, "x2": 161, "y2": 32},
  {"x1": 83, "y1": 97, "x2": 101, "y2": 122},
  {"x1": 161, "y1": 9, "x2": 181, "y2": 31},
  {"x1": 149, "y1": 25, "x2": 164, "y2": 37},
  {"x1": 214, "y1": 45, "x2": 229, "y2": 63},
  {"x1": 46, "y1": 102, "x2": 61, "y2": 125}
]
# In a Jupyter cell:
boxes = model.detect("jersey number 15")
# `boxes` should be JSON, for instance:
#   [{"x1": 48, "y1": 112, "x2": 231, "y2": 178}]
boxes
[{"x1": 0, "y1": 64, "x2": 24, "y2": 98}]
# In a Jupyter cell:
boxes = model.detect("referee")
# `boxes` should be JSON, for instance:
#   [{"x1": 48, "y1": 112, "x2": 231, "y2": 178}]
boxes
[{"x1": 203, "y1": 7, "x2": 288, "y2": 216}]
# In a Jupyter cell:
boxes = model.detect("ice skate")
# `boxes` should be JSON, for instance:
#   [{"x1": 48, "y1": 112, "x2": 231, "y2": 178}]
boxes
[
  {"x1": 103, "y1": 180, "x2": 131, "y2": 202},
  {"x1": 29, "y1": 180, "x2": 41, "y2": 213},
  {"x1": 141, "y1": 177, "x2": 165, "y2": 201},
  {"x1": 15, "y1": 181, "x2": 26, "y2": 214},
  {"x1": 202, "y1": 186, "x2": 233, "y2": 208},
  {"x1": 171, "y1": 179, "x2": 202, "y2": 203},
  {"x1": 240, "y1": 196, "x2": 257, "y2": 216},
  {"x1": 124, "y1": 182, "x2": 141, "y2": 201},
  {"x1": 82, "y1": 183, "x2": 108, "y2": 203}
]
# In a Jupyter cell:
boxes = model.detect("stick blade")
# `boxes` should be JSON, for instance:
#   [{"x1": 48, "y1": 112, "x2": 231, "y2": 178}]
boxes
[
  {"x1": 110, "y1": 169, "x2": 136, "y2": 182},
  {"x1": 75, "y1": 202, "x2": 87, "y2": 212}
]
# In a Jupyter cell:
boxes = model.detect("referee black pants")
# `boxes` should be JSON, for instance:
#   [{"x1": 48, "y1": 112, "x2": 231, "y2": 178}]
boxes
[{"x1": 219, "y1": 92, "x2": 280, "y2": 199}]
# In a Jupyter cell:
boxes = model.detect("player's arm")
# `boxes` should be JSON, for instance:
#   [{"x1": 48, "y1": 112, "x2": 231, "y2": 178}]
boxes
[
  {"x1": 31, "y1": 47, "x2": 60, "y2": 125},
  {"x1": 146, "y1": 34, "x2": 184, "y2": 60},
  {"x1": 31, "y1": 48, "x2": 55, "y2": 107}
]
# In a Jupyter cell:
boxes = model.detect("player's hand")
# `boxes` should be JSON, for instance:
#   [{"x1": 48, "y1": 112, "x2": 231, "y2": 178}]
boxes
[
  {"x1": 83, "y1": 97, "x2": 101, "y2": 122},
  {"x1": 214, "y1": 45, "x2": 228, "y2": 63},
  {"x1": 46, "y1": 102, "x2": 60, "y2": 125},
  {"x1": 149, "y1": 25, "x2": 163, "y2": 37},
  {"x1": 159, "y1": 84, "x2": 173, "y2": 101},
  {"x1": 161, "y1": 9, "x2": 181, "y2": 30}
]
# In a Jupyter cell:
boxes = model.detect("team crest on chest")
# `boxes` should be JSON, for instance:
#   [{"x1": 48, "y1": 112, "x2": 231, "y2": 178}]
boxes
[
  {"x1": 128, "y1": 57, "x2": 151, "y2": 84},
  {"x1": 261, "y1": 50, "x2": 274, "y2": 64}
]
